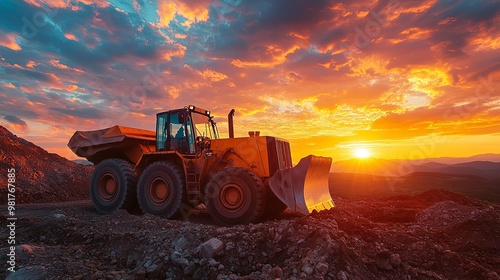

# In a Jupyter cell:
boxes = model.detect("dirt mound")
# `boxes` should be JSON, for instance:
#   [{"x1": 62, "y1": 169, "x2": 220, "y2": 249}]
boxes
[
  {"x1": 0, "y1": 126, "x2": 92, "y2": 204},
  {"x1": 418, "y1": 200, "x2": 478, "y2": 230},
  {"x1": 413, "y1": 189, "x2": 480, "y2": 206}
]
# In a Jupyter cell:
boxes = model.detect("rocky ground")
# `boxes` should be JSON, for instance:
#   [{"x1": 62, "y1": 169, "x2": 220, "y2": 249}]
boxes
[{"x1": 1, "y1": 189, "x2": 499, "y2": 280}]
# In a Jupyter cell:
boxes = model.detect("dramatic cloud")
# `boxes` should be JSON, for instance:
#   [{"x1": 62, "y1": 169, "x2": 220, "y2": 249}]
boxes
[
  {"x1": 0, "y1": 32, "x2": 21, "y2": 51},
  {"x1": 3, "y1": 114, "x2": 28, "y2": 131},
  {"x1": 0, "y1": 0, "x2": 499, "y2": 160},
  {"x1": 4, "y1": 114, "x2": 27, "y2": 126}
]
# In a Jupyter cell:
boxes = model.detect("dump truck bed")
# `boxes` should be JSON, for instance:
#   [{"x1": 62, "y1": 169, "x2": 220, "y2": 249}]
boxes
[{"x1": 68, "y1": 125, "x2": 156, "y2": 164}]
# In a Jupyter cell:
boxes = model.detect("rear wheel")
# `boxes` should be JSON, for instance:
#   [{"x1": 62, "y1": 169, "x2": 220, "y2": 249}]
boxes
[
  {"x1": 90, "y1": 159, "x2": 137, "y2": 214},
  {"x1": 205, "y1": 167, "x2": 265, "y2": 225},
  {"x1": 137, "y1": 161, "x2": 184, "y2": 218}
]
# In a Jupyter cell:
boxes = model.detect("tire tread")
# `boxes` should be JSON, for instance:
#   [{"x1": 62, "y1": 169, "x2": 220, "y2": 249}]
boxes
[
  {"x1": 137, "y1": 161, "x2": 184, "y2": 219},
  {"x1": 205, "y1": 167, "x2": 265, "y2": 225},
  {"x1": 90, "y1": 158, "x2": 137, "y2": 214}
]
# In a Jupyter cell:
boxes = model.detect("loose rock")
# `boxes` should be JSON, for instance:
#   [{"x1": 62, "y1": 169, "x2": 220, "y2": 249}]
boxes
[{"x1": 199, "y1": 238, "x2": 224, "y2": 259}]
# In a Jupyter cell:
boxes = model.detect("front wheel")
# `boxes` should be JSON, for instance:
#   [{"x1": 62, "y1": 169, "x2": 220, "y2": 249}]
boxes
[
  {"x1": 90, "y1": 159, "x2": 137, "y2": 214},
  {"x1": 136, "y1": 161, "x2": 184, "y2": 218},
  {"x1": 205, "y1": 167, "x2": 265, "y2": 225}
]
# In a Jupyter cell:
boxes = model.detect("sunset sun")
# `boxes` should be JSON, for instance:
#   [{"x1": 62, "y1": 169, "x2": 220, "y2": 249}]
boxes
[{"x1": 354, "y1": 148, "x2": 371, "y2": 159}]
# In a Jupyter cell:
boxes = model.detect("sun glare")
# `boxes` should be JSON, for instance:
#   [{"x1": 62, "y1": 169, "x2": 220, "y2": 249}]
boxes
[{"x1": 354, "y1": 148, "x2": 371, "y2": 159}]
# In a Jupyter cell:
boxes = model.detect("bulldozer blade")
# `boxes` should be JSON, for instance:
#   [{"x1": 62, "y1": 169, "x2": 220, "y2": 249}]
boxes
[{"x1": 269, "y1": 155, "x2": 334, "y2": 215}]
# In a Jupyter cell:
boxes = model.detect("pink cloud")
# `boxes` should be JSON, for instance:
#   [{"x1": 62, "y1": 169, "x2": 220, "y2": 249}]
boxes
[{"x1": 0, "y1": 33, "x2": 21, "y2": 51}]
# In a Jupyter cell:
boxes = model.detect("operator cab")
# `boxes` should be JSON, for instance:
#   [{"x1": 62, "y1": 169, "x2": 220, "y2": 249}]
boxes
[{"x1": 156, "y1": 105, "x2": 219, "y2": 154}]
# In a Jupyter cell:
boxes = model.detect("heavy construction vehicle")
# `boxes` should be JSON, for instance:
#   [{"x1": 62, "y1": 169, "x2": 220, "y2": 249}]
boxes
[{"x1": 68, "y1": 105, "x2": 333, "y2": 225}]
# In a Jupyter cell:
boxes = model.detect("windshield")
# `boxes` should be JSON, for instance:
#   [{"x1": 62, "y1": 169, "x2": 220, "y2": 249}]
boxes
[{"x1": 191, "y1": 112, "x2": 218, "y2": 139}]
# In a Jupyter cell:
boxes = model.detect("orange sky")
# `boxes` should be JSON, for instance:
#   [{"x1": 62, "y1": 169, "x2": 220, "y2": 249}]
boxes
[{"x1": 0, "y1": 0, "x2": 499, "y2": 163}]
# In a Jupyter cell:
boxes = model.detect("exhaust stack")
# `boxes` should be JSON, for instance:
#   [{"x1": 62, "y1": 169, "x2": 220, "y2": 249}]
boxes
[{"x1": 228, "y1": 109, "x2": 235, "y2": 138}]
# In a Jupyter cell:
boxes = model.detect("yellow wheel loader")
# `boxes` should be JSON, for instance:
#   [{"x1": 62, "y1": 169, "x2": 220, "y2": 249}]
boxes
[{"x1": 68, "y1": 105, "x2": 334, "y2": 225}]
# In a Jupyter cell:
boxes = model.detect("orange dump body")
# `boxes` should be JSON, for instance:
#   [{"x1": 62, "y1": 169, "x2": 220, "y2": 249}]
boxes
[{"x1": 68, "y1": 125, "x2": 156, "y2": 165}]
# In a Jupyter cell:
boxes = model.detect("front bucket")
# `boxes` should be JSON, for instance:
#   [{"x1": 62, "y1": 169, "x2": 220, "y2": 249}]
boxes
[{"x1": 269, "y1": 155, "x2": 334, "y2": 215}]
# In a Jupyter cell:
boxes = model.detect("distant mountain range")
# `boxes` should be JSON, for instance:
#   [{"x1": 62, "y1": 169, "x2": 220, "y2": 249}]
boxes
[
  {"x1": 329, "y1": 170, "x2": 500, "y2": 203},
  {"x1": 331, "y1": 157, "x2": 500, "y2": 179},
  {"x1": 330, "y1": 156, "x2": 500, "y2": 203},
  {"x1": 421, "y1": 153, "x2": 500, "y2": 164}
]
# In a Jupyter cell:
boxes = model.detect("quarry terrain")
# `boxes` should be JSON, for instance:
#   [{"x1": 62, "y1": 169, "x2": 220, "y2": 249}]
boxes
[{"x1": 1, "y1": 191, "x2": 499, "y2": 280}]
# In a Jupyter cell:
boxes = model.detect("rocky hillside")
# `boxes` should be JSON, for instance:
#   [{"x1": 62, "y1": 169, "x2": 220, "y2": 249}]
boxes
[{"x1": 0, "y1": 126, "x2": 92, "y2": 204}]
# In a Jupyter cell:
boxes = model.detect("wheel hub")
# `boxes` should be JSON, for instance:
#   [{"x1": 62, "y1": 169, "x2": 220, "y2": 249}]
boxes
[
  {"x1": 99, "y1": 173, "x2": 117, "y2": 201},
  {"x1": 220, "y1": 183, "x2": 245, "y2": 210},
  {"x1": 150, "y1": 178, "x2": 169, "y2": 204}
]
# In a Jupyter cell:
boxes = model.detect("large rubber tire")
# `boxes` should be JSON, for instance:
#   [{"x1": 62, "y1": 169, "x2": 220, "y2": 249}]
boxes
[
  {"x1": 205, "y1": 167, "x2": 265, "y2": 225},
  {"x1": 136, "y1": 161, "x2": 184, "y2": 219},
  {"x1": 261, "y1": 190, "x2": 287, "y2": 220},
  {"x1": 90, "y1": 159, "x2": 137, "y2": 214}
]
